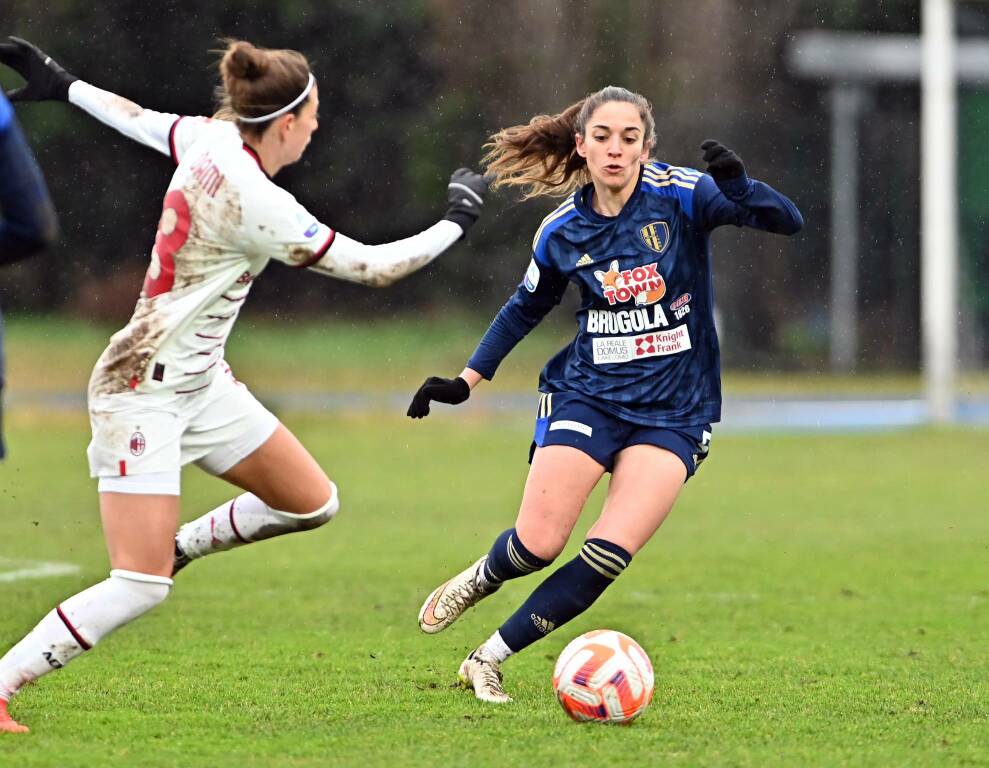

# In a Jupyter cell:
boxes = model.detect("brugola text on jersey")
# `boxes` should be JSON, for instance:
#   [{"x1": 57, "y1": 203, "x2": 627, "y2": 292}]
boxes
[{"x1": 467, "y1": 161, "x2": 802, "y2": 428}]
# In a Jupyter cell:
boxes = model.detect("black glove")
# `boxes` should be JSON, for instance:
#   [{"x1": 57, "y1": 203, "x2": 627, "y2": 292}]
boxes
[
  {"x1": 407, "y1": 376, "x2": 470, "y2": 419},
  {"x1": 0, "y1": 37, "x2": 77, "y2": 102},
  {"x1": 442, "y1": 168, "x2": 489, "y2": 236},
  {"x1": 700, "y1": 139, "x2": 746, "y2": 185}
]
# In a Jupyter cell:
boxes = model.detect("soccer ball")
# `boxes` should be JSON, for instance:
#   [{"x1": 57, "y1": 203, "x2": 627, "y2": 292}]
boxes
[{"x1": 552, "y1": 629, "x2": 654, "y2": 724}]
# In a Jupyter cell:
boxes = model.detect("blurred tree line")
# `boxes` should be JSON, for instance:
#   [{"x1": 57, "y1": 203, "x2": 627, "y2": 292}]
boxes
[{"x1": 1, "y1": 0, "x2": 985, "y2": 370}]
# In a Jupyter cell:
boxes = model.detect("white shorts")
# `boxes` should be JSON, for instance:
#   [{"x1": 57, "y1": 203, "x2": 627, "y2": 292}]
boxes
[{"x1": 87, "y1": 366, "x2": 279, "y2": 495}]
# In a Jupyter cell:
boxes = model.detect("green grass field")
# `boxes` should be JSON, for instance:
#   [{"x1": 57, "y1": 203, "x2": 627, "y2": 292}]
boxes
[
  {"x1": 0, "y1": 318, "x2": 987, "y2": 766},
  {"x1": 0, "y1": 409, "x2": 986, "y2": 767}
]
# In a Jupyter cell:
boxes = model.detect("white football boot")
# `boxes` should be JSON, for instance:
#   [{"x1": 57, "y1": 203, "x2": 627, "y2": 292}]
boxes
[
  {"x1": 418, "y1": 556, "x2": 499, "y2": 634},
  {"x1": 458, "y1": 645, "x2": 512, "y2": 704}
]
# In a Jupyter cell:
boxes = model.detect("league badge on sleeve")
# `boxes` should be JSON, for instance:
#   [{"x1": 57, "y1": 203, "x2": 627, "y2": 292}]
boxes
[
  {"x1": 524, "y1": 258, "x2": 540, "y2": 292},
  {"x1": 296, "y1": 210, "x2": 320, "y2": 239}
]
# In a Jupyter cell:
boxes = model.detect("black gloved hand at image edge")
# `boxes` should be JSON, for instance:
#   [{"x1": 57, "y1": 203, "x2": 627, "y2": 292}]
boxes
[{"x1": 0, "y1": 36, "x2": 77, "y2": 102}]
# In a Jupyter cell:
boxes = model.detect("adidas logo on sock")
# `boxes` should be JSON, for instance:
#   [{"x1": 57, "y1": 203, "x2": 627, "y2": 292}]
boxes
[{"x1": 530, "y1": 613, "x2": 555, "y2": 634}]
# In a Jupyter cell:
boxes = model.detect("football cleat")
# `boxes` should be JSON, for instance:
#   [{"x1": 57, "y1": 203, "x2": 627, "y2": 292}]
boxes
[
  {"x1": 418, "y1": 556, "x2": 499, "y2": 634},
  {"x1": 171, "y1": 539, "x2": 193, "y2": 576},
  {"x1": 458, "y1": 646, "x2": 512, "y2": 704},
  {"x1": 0, "y1": 700, "x2": 29, "y2": 734}
]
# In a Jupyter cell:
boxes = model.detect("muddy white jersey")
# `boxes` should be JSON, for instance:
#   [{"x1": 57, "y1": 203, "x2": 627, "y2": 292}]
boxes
[
  {"x1": 88, "y1": 117, "x2": 334, "y2": 399},
  {"x1": 67, "y1": 80, "x2": 465, "y2": 402}
]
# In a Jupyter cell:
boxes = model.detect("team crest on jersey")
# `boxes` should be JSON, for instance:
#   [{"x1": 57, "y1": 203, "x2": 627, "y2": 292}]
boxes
[
  {"x1": 593, "y1": 259, "x2": 666, "y2": 306},
  {"x1": 129, "y1": 431, "x2": 146, "y2": 456},
  {"x1": 640, "y1": 221, "x2": 670, "y2": 253}
]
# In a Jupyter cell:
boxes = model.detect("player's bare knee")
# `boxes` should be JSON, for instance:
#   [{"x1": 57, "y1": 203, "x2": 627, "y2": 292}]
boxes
[
  {"x1": 536, "y1": 539, "x2": 567, "y2": 562},
  {"x1": 518, "y1": 528, "x2": 566, "y2": 562}
]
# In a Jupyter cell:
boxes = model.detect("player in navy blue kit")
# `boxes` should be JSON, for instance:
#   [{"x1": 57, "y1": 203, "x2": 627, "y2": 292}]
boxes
[
  {"x1": 408, "y1": 86, "x2": 802, "y2": 703},
  {"x1": 0, "y1": 87, "x2": 59, "y2": 463}
]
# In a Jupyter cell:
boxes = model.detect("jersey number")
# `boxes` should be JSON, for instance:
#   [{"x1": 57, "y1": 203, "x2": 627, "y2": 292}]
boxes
[{"x1": 143, "y1": 190, "x2": 191, "y2": 298}]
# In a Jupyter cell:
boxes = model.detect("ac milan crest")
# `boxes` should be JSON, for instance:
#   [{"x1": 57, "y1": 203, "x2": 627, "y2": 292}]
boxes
[{"x1": 130, "y1": 431, "x2": 147, "y2": 456}]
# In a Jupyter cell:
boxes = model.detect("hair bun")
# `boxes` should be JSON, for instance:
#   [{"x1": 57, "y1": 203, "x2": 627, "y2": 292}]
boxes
[{"x1": 225, "y1": 41, "x2": 269, "y2": 81}]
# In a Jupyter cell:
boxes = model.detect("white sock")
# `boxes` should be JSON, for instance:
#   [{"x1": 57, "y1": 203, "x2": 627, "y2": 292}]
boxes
[
  {"x1": 176, "y1": 487, "x2": 338, "y2": 561},
  {"x1": 481, "y1": 631, "x2": 514, "y2": 663},
  {"x1": 0, "y1": 570, "x2": 171, "y2": 700}
]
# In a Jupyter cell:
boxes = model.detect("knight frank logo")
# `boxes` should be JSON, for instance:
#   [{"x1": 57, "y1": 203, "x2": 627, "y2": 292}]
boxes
[
  {"x1": 640, "y1": 221, "x2": 670, "y2": 253},
  {"x1": 130, "y1": 431, "x2": 146, "y2": 456}
]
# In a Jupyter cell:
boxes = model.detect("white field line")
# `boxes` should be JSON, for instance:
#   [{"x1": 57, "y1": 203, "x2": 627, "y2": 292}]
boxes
[{"x1": 0, "y1": 557, "x2": 81, "y2": 583}]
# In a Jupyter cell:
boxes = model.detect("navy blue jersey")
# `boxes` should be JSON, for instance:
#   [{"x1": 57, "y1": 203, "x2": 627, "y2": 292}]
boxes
[
  {"x1": 0, "y1": 92, "x2": 57, "y2": 264},
  {"x1": 0, "y1": 91, "x2": 58, "y2": 459},
  {"x1": 468, "y1": 161, "x2": 802, "y2": 428}
]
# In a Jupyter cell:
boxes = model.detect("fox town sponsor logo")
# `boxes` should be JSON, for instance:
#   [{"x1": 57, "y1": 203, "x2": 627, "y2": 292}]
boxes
[{"x1": 593, "y1": 259, "x2": 666, "y2": 306}]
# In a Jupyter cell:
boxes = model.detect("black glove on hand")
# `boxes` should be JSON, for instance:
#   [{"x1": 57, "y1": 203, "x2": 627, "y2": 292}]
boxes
[
  {"x1": 407, "y1": 376, "x2": 470, "y2": 419},
  {"x1": 700, "y1": 139, "x2": 746, "y2": 185},
  {"x1": 0, "y1": 37, "x2": 77, "y2": 102},
  {"x1": 443, "y1": 168, "x2": 489, "y2": 236}
]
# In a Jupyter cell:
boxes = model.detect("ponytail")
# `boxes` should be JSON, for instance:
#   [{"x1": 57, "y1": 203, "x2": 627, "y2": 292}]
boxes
[
  {"x1": 482, "y1": 101, "x2": 585, "y2": 200},
  {"x1": 484, "y1": 86, "x2": 656, "y2": 200}
]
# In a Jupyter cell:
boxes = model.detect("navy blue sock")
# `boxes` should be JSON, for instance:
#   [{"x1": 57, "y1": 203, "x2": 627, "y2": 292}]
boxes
[
  {"x1": 497, "y1": 538, "x2": 632, "y2": 653},
  {"x1": 482, "y1": 528, "x2": 552, "y2": 584}
]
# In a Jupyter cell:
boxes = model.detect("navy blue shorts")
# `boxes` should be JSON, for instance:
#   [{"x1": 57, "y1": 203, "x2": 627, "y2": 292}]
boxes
[{"x1": 529, "y1": 391, "x2": 712, "y2": 478}]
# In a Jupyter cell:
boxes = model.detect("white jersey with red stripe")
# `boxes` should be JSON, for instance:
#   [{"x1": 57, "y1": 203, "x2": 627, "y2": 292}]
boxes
[
  {"x1": 90, "y1": 116, "x2": 334, "y2": 398},
  {"x1": 67, "y1": 81, "x2": 463, "y2": 402}
]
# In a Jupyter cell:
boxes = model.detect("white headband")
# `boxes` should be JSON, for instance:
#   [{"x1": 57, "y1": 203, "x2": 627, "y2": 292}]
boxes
[{"x1": 236, "y1": 73, "x2": 315, "y2": 124}]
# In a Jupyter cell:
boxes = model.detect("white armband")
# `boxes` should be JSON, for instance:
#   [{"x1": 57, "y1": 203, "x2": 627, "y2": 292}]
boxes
[
  {"x1": 68, "y1": 81, "x2": 181, "y2": 158},
  {"x1": 307, "y1": 219, "x2": 463, "y2": 287}
]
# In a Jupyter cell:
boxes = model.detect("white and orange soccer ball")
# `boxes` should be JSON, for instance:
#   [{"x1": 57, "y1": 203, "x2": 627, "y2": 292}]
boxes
[{"x1": 552, "y1": 629, "x2": 654, "y2": 724}]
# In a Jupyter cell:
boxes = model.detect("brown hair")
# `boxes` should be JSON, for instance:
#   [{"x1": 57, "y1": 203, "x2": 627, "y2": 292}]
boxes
[
  {"x1": 482, "y1": 86, "x2": 656, "y2": 200},
  {"x1": 213, "y1": 39, "x2": 312, "y2": 137}
]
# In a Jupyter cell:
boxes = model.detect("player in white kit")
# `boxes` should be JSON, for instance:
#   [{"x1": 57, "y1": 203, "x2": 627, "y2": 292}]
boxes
[{"x1": 0, "y1": 37, "x2": 490, "y2": 732}]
